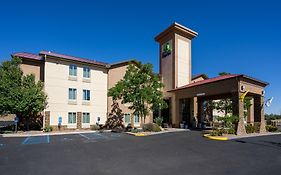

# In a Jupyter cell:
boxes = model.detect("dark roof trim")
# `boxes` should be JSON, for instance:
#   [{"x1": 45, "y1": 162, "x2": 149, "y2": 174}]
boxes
[
  {"x1": 241, "y1": 75, "x2": 269, "y2": 86},
  {"x1": 39, "y1": 50, "x2": 108, "y2": 67},
  {"x1": 12, "y1": 52, "x2": 44, "y2": 61},
  {"x1": 109, "y1": 59, "x2": 138, "y2": 68},
  {"x1": 168, "y1": 74, "x2": 269, "y2": 92},
  {"x1": 155, "y1": 22, "x2": 198, "y2": 42}
]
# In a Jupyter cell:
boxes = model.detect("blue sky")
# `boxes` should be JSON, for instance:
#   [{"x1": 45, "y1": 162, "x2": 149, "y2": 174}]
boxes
[{"x1": 0, "y1": 0, "x2": 280, "y2": 114}]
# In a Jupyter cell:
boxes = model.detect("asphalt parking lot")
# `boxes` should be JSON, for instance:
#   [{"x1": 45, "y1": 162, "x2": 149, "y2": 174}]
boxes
[{"x1": 0, "y1": 131, "x2": 281, "y2": 175}]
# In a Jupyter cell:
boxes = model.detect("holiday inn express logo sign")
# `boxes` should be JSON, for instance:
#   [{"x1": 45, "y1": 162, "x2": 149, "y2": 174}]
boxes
[{"x1": 162, "y1": 42, "x2": 172, "y2": 58}]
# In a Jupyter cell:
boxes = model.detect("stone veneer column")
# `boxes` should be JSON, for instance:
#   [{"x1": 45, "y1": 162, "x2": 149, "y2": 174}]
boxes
[
  {"x1": 232, "y1": 93, "x2": 246, "y2": 135},
  {"x1": 44, "y1": 111, "x2": 50, "y2": 127},
  {"x1": 248, "y1": 98, "x2": 254, "y2": 124},
  {"x1": 171, "y1": 94, "x2": 178, "y2": 127},
  {"x1": 254, "y1": 95, "x2": 266, "y2": 133},
  {"x1": 197, "y1": 98, "x2": 204, "y2": 125},
  {"x1": 77, "y1": 112, "x2": 82, "y2": 129}
]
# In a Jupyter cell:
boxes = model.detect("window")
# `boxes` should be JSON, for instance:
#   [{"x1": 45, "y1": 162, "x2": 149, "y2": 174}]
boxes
[
  {"x1": 124, "y1": 114, "x2": 130, "y2": 123},
  {"x1": 69, "y1": 65, "x2": 77, "y2": 76},
  {"x1": 82, "y1": 113, "x2": 90, "y2": 123},
  {"x1": 134, "y1": 115, "x2": 140, "y2": 123},
  {"x1": 83, "y1": 90, "x2": 90, "y2": 101},
  {"x1": 68, "y1": 88, "x2": 77, "y2": 100},
  {"x1": 68, "y1": 112, "x2": 76, "y2": 124},
  {"x1": 83, "y1": 67, "x2": 90, "y2": 78}
]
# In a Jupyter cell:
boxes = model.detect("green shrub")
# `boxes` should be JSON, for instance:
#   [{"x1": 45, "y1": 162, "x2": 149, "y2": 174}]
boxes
[
  {"x1": 227, "y1": 128, "x2": 236, "y2": 135},
  {"x1": 210, "y1": 129, "x2": 223, "y2": 136},
  {"x1": 217, "y1": 115, "x2": 239, "y2": 129},
  {"x1": 245, "y1": 124, "x2": 255, "y2": 134},
  {"x1": 91, "y1": 124, "x2": 100, "y2": 130},
  {"x1": 130, "y1": 128, "x2": 142, "y2": 133},
  {"x1": 43, "y1": 126, "x2": 53, "y2": 132},
  {"x1": 142, "y1": 123, "x2": 161, "y2": 132},
  {"x1": 253, "y1": 122, "x2": 260, "y2": 133},
  {"x1": 154, "y1": 117, "x2": 163, "y2": 127},
  {"x1": 266, "y1": 125, "x2": 278, "y2": 132}
]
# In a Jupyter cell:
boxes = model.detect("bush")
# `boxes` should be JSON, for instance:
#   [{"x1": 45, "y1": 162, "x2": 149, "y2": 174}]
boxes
[
  {"x1": 43, "y1": 126, "x2": 53, "y2": 132},
  {"x1": 91, "y1": 124, "x2": 100, "y2": 130},
  {"x1": 217, "y1": 115, "x2": 239, "y2": 128},
  {"x1": 266, "y1": 125, "x2": 278, "y2": 132},
  {"x1": 142, "y1": 123, "x2": 161, "y2": 132},
  {"x1": 125, "y1": 123, "x2": 133, "y2": 132},
  {"x1": 130, "y1": 128, "x2": 142, "y2": 133},
  {"x1": 154, "y1": 117, "x2": 163, "y2": 127},
  {"x1": 210, "y1": 129, "x2": 223, "y2": 136},
  {"x1": 227, "y1": 128, "x2": 236, "y2": 135},
  {"x1": 245, "y1": 124, "x2": 255, "y2": 134},
  {"x1": 253, "y1": 122, "x2": 260, "y2": 133}
]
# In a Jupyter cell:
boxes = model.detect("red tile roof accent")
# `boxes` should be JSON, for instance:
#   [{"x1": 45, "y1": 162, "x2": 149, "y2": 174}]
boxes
[
  {"x1": 39, "y1": 50, "x2": 108, "y2": 66},
  {"x1": 12, "y1": 52, "x2": 43, "y2": 61},
  {"x1": 169, "y1": 74, "x2": 242, "y2": 91}
]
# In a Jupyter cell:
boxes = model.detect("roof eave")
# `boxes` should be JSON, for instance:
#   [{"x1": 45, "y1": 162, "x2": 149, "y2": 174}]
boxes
[{"x1": 155, "y1": 22, "x2": 198, "y2": 42}]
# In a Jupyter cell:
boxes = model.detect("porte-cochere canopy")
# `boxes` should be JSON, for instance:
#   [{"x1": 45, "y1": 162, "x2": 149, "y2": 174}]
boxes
[{"x1": 167, "y1": 74, "x2": 269, "y2": 135}]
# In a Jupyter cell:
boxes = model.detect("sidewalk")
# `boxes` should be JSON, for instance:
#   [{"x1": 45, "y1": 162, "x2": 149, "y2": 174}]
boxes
[
  {"x1": 0, "y1": 130, "x2": 110, "y2": 138},
  {"x1": 203, "y1": 132, "x2": 281, "y2": 141}
]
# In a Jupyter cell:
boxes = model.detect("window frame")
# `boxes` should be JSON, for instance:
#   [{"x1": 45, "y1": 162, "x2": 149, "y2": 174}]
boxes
[
  {"x1": 68, "y1": 112, "x2": 77, "y2": 124},
  {"x1": 134, "y1": 115, "x2": 140, "y2": 123},
  {"x1": 124, "y1": 113, "x2": 131, "y2": 123},
  {"x1": 83, "y1": 67, "x2": 91, "y2": 78},
  {"x1": 69, "y1": 64, "x2": 77, "y2": 76},
  {"x1": 68, "y1": 88, "x2": 77, "y2": 100},
  {"x1": 82, "y1": 112, "x2": 90, "y2": 124},
  {"x1": 83, "y1": 89, "x2": 90, "y2": 101}
]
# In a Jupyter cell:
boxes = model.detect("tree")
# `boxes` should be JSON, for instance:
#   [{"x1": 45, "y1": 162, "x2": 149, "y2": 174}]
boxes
[
  {"x1": 218, "y1": 72, "x2": 231, "y2": 76},
  {"x1": 244, "y1": 97, "x2": 252, "y2": 118},
  {"x1": 103, "y1": 101, "x2": 124, "y2": 131},
  {"x1": 213, "y1": 72, "x2": 232, "y2": 116},
  {"x1": 108, "y1": 62, "x2": 167, "y2": 125},
  {"x1": 214, "y1": 99, "x2": 232, "y2": 117},
  {"x1": 0, "y1": 57, "x2": 47, "y2": 130},
  {"x1": 215, "y1": 72, "x2": 252, "y2": 119}
]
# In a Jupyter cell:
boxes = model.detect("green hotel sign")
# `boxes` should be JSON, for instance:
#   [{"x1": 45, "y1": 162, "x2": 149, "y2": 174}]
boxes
[{"x1": 162, "y1": 42, "x2": 172, "y2": 58}]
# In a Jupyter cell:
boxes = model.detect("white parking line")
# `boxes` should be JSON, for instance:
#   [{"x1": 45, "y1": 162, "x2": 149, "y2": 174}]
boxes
[
  {"x1": 22, "y1": 136, "x2": 30, "y2": 144},
  {"x1": 79, "y1": 133, "x2": 90, "y2": 139}
]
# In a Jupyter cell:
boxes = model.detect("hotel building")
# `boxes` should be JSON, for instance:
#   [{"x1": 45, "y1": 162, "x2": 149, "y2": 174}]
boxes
[{"x1": 13, "y1": 23, "x2": 268, "y2": 135}]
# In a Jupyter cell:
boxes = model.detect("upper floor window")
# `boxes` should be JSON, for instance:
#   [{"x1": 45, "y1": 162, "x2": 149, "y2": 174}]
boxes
[
  {"x1": 83, "y1": 89, "x2": 90, "y2": 101},
  {"x1": 83, "y1": 67, "x2": 91, "y2": 78},
  {"x1": 69, "y1": 65, "x2": 77, "y2": 76},
  {"x1": 68, "y1": 88, "x2": 77, "y2": 100}
]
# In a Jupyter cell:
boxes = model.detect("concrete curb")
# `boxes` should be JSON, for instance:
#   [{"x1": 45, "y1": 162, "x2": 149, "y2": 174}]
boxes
[
  {"x1": 1, "y1": 130, "x2": 112, "y2": 138},
  {"x1": 203, "y1": 134, "x2": 228, "y2": 141},
  {"x1": 126, "y1": 129, "x2": 190, "y2": 137},
  {"x1": 203, "y1": 132, "x2": 281, "y2": 141}
]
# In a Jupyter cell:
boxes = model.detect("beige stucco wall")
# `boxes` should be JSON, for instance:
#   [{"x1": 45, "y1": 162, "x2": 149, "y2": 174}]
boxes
[
  {"x1": 20, "y1": 59, "x2": 44, "y2": 82},
  {"x1": 44, "y1": 57, "x2": 108, "y2": 128},
  {"x1": 161, "y1": 39, "x2": 174, "y2": 92},
  {"x1": 191, "y1": 77, "x2": 205, "y2": 83},
  {"x1": 176, "y1": 35, "x2": 191, "y2": 87}
]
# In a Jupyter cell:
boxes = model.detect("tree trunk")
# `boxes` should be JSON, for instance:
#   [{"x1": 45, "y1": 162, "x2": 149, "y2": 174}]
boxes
[{"x1": 25, "y1": 117, "x2": 30, "y2": 131}]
